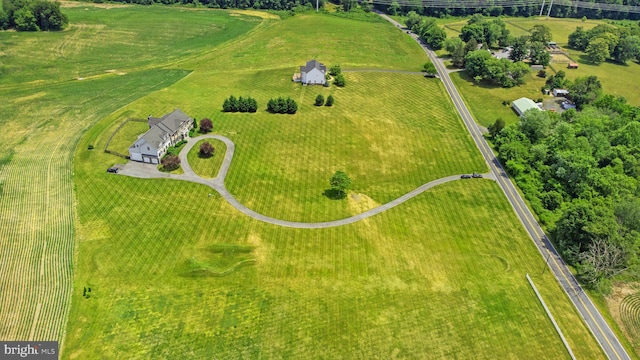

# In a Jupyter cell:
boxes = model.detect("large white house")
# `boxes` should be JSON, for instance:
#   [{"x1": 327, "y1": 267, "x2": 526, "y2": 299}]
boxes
[
  {"x1": 299, "y1": 60, "x2": 326, "y2": 85},
  {"x1": 128, "y1": 109, "x2": 193, "y2": 164}
]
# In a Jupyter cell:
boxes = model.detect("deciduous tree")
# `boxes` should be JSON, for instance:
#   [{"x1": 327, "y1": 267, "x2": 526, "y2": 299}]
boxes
[
  {"x1": 199, "y1": 118, "x2": 213, "y2": 133},
  {"x1": 199, "y1": 142, "x2": 214, "y2": 157},
  {"x1": 330, "y1": 170, "x2": 351, "y2": 197}
]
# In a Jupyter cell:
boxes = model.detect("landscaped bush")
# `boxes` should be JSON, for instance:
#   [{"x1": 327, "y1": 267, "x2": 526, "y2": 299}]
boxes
[
  {"x1": 199, "y1": 118, "x2": 213, "y2": 133},
  {"x1": 267, "y1": 97, "x2": 297, "y2": 114},
  {"x1": 175, "y1": 140, "x2": 187, "y2": 147},
  {"x1": 161, "y1": 154, "x2": 180, "y2": 171},
  {"x1": 199, "y1": 142, "x2": 214, "y2": 158},
  {"x1": 325, "y1": 95, "x2": 334, "y2": 106},
  {"x1": 315, "y1": 94, "x2": 324, "y2": 106},
  {"x1": 222, "y1": 95, "x2": 258, "y2": 113},
  {"x1": 87, "y1": 144, "x2": 94, "y2": 150},
  {"x1": 334, "y1": 74, "x2": 346, "y2": 87},
  {"x1": 329, "y1": 64, "x2": 341, "y2": 76}
]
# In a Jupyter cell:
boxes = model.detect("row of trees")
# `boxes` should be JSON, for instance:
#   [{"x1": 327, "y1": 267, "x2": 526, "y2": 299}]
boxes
[
  {"x1": 381, "y1": 2, "x2": 640, "y2": 21},
  {"x1": 0, "y1": 0, "x2": 68, "y2": 31},
  {"x1": 222, "y1": 95, "x2": 258, "y2": 113},
  {"x1": 405, "y1": 12, "x2": 446, "y2": 49},
  {"x1": 464, "y1": 50, "x2": 530, "y2": 87},
  {"x1": 569, "y1": 24, "x2": 640, "y2": 64},
  {"x1": 315, "y1": 94, "x2": 334, "y2": 106},
  {"x1": 267, "y1": 97, "x2": 298, "y2": 114},
  {"x1": 490, "y1": 86, "x2": 640, "y2": 292}
]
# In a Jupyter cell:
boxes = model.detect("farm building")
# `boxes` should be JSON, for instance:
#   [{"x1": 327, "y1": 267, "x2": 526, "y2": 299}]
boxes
[
  {"x1": 294, "y1": 60, "x2": 326, "y2": 85},
  {"x1": 530, "y1": 64, "x2": 544, "y2": 71},
  {"x1": 128, "y1": 109, "x2": 193, "y2": 164},
  {"x1": 512, "y1": 97, "x2": 541, "y2": 117},
  {"x1": 553, "y1": 89, "x2": 569, "y2": 97},
  {"x1": 568, "y1": 62, "x2": 579, "y2": 69}
]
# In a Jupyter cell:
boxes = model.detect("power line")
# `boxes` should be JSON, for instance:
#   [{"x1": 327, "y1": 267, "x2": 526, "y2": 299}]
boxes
[{"x1": 362, "y1": 0, "x2": 640, "y2": 13}]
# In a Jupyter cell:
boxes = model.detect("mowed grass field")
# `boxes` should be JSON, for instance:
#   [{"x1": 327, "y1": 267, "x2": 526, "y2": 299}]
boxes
[
  {"x1": 0, "y1": 3, "x2": 259, "y2": 343},
  {"x1": 188, "y1": 139, "x2": 227, "y2": 178},
  {"x1": 0, "y1": 4, "x2": 608, "y2": 358},
  {"x1": 67, "y1": 6, "x2": 605, "y2": 359}
]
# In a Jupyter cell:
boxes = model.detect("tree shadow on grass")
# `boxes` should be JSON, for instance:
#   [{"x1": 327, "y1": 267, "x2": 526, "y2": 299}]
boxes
[
  {"x1": 197, "y1": 152, "x2": 214, "y2": 159},
  {"x1": 323, "y1": 189, "x2": 346, "y2": 200}
]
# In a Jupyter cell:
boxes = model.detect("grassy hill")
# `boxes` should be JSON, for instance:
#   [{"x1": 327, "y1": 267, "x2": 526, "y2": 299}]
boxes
[{"x1": 0, "y1": 4, "x2": 610, "y2": 359}]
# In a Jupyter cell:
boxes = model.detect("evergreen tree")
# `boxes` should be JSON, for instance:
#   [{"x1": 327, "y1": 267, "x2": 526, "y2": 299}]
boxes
[{"x1": 325, "y1": 95, "x2": 334, "y2": 107}]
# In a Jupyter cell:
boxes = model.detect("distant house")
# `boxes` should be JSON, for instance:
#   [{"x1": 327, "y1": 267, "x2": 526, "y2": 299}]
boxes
[
  {"x1": 128, "y1": 109, "x2": 193, "y2": 164},
  {"x1": 530, "y1": 64, "x2": 545, "y2": 71},
  {"x1": 512, "y1": 97, "x2": 541, "y2": 117},
  {"x1": 296, "y1": 60, "x2": 326, "y2": 85},
  {"x1": 553, "y1": 89, "x2": 569, "y2": 97},
  {"x1": 568, "y1": 62, "x2": 579, "y2": 69}
]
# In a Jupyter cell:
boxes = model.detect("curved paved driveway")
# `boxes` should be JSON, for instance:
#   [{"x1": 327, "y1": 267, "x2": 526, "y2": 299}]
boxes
[{"x1": 119, "y1": 135, "x2": 492, "y2": 229}]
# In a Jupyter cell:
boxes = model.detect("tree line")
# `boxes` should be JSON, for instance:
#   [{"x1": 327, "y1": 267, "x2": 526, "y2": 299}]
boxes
[
  {"x1": 380, "y1": 1, "x2": 640, "y2": 21},
  {"x1": 1, "y1": 0, "x2": 68, "y2": 31},
  {"x1": 569, "y1": 23, "x2": 640, "y2": 65},
  {"x1": 490, "y1": 83, "x2": 640, "y2": 292},
  {"x1": 267, "y1": 97, "x2": 297, "y2": 114},
  {"x1": 222, "y1": 95, "x2": 258, "y2": 113}
]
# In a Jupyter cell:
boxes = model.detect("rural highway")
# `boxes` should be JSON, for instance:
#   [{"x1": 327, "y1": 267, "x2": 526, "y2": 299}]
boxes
[{"x1": 377, "y1": 13, "x2": 631, "y2": 360}]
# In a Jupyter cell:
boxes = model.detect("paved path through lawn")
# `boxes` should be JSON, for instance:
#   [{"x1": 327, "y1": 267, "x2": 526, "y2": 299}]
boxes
[{"x1": 119, "y1": 135, "x2": 493, "y2": 229}]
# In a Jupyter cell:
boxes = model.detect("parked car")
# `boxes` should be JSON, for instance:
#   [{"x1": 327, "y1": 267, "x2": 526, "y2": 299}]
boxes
[
  {"x1": 461, "y1": 174, "x2": 472, "y2": 179},
  {"x1": 472, "y1": 173, "x2": 483, "y2": 178},
  {"x1": 107, "y1": 167, "x2": 119, "y2": 173}
]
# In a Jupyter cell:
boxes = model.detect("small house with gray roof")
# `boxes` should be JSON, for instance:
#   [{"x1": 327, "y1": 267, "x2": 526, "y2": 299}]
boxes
[
  {"x1": 128, "y1": 109, "x2": 193, "y2": 164},
  {"x1": 295, "y1": 60, "x2": 326, "y2": 85}
]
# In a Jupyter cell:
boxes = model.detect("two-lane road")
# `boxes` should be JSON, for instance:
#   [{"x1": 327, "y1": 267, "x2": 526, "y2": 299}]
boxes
[{"x1": 378, "y1": 13, "x2": 631, "y2": 360}]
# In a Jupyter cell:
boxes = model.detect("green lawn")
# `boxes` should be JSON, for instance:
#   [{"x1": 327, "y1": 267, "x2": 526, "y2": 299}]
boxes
[
  {"x1": 0, "y1": 4, "x2": 615, "y2": 359},
  {"x1": 450, "y1": 70, "x2": 547, "y2": 127},
  {"x1": 0, "y1": 4, "x2": 258, "y2": 343},
  {"x1": 106, "y1": 119, "x2": 148, "y2": 155},
  {"x1": 187, "y1": 139, "x2": 227, "y2": 178}
]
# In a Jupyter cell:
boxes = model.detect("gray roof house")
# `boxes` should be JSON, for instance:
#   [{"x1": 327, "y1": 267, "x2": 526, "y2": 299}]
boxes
[
  {"x1": 128, "y1": 109, "x2": 194, "y2": 164},
  {"x1": 298, "y1": 60, "x2": 326, "y2": 85}
]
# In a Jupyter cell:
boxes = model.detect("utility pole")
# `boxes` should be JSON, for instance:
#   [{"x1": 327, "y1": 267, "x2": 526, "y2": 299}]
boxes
[
  {"x1": 539, "y1": 0, "x2": 546, "y2": 16},
  {"x1": 546, "y1": 0, "x2": 554, "y2": 17}
]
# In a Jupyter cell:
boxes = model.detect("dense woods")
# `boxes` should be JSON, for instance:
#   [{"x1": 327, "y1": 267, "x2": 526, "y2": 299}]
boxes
[
  {"x1": 491, "y1": 92, "x2": 640, "y2": 292},
  {"x1": 1, "y1": 0, "x2": 68, "y2": 31},
  {"x1": 569, "y1": 23, "x2": 640, "y2": 64}
]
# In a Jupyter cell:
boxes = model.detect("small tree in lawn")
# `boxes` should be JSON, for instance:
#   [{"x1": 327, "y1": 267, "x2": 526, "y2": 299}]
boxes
[
  {"x1": 330, "y1": 170, "x2": 351, "y2": 198},
  {"x1": 199, "y1": 141, "x2": 214, "y2": 158},
  {"x1": 228, "y1": 95, "x2": 239, "y2": 112},
  {"x1": 200, "y1": 118, "x2": 213, "y2": 133},
  {"x1": 325, "y1": 95, "x2": 334, "y2": 107},
  {"x1": 334, "y1": 74, "x2": 346, "y2": 87},
  {"x1": 161, "y1": 154, "x2": 180, "y2": 171},
  {"x1": 315, "y1": 94, "x2": 325, "y2": 106},
  {"x1": 192, "y1": 118, "x2": 198, "y2": 130}
]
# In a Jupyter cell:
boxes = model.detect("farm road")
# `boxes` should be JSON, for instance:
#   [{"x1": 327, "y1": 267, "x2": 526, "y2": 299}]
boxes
[
  {"x1": 376, "y1": 12, "x2": 630, "y2": 360},
  {"x1": 119, "y1": 134, "x2": 493, "y2": 229}
]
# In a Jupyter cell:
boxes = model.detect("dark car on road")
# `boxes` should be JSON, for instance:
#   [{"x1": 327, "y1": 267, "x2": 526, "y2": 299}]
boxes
[
  {"x1": 461, "y1": 174, "x2": 472, "y2": 179},
  {"x1": 472, "y1": 173, "x2": 483, "y2": 178},
  {"x1": 107, "y1": 167, "x2": 119, "y2": 173}
]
